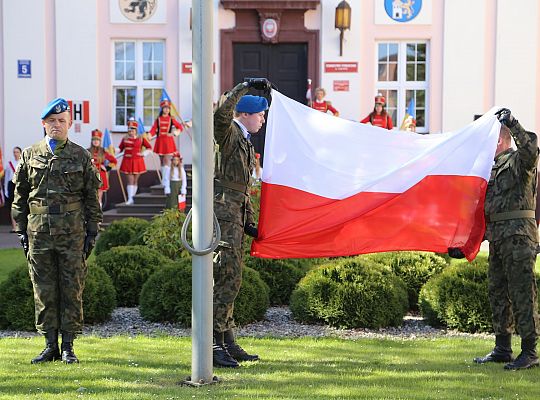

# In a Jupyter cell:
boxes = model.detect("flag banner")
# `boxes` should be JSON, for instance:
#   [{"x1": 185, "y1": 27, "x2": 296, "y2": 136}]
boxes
[
  {"x1": 400, "y1": 98, "x2": 416, "y2": 131},
  {"x1": 102, "y1": 128, "x2": 115, "y2": 155},
  {"x1": 251, "y1": 90, "x2": 500, "y2": 261},
  {"x1": 178, "y1": 194, "x2": 186, "y2": 211},
  {"x1": 137, "y1": 118, "x2": 146, "y2": 135}
]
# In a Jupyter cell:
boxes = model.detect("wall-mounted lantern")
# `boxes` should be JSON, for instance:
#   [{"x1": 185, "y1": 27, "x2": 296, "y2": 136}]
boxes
[{"x1": 335, "y1": 1, "x2": 351, "y2": 57}]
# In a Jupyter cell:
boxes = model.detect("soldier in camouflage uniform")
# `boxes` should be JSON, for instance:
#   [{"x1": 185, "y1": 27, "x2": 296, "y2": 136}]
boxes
[
  {"x1": 474, "y1": 109, "x2": 540, "y2": 370},
  {"x1": 12, "y1": 98, "x2": 102, "y2": 364},
  {"x1": 212, "y1": 79, "x2": 271, "y2": 368}
]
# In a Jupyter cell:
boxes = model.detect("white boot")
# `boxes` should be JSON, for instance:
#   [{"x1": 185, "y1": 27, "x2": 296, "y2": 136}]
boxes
[
  {"x1": 162, "y1": 165, "x2": 171, "y2": 195},
  {"x1": 126, "y1": 185, "x2": 134, "y2": 205}
]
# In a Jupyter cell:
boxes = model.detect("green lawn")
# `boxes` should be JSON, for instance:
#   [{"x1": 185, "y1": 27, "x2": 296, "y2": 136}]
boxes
[
  {"x1": 0, "y1": 336, "x2": 539, "y2": 399},
  {"x1": 0, "y1": 248, "x2": 25, "y2": 282}
]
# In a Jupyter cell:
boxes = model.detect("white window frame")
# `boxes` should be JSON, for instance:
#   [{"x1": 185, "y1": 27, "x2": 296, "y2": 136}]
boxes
[
  {"x1": 375, "y1": 41, "x2": 429, "y2": 134},
  {"x1": 112, "y1": 40, "x2": 165, "y2": 131}
]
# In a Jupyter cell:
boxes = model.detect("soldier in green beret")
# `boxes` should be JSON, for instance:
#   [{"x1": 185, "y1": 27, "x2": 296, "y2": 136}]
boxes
[
  {"x1": 12, "y1": 98, "x2": 102, "y2": 364},
  {"x1": 450, "y1": 109, "x2": 540, "y2": 370}
]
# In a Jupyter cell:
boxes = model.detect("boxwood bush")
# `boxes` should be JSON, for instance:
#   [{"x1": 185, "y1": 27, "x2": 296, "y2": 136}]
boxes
[
  {"x1": 419, "y1": 256, "x2": 492, "y2": 332},
  {"x1": 244, "y1": 258, "x2": 315, "y2": 305},
  {"x1": 95, "y1": 245, "x2": 170, "y2": 307},
  {"x1": 290, "y1": 257, "x2": 408, "y2": 329},
  {"x1": 0, "y1": 263, "x2": 116, "y2": 331},
  {"x1": 143, "y1": 209, "x2": 191, "y2": 260},
  {"x1": 361, "y1": 252, "x2": 448, "y2": 311},
  {"x1": 94, "y1": 217, "x2": 149, "y2": 256},
  {"x1": 140, "y1": 263, "x2": 269, "y2": 327}
]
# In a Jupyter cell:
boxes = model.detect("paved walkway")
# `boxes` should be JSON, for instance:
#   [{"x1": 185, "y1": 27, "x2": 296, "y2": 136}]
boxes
[{"x1": 0, "y1": 225, "x2": 20, "y2": 249}]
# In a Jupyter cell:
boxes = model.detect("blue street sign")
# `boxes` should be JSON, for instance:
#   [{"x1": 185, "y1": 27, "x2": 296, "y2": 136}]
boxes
[{"x1": 18, "y1": 60, "x2": 31, "y2": 78}]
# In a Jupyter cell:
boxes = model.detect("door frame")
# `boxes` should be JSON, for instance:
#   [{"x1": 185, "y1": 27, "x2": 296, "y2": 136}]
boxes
[{"x1": 220, "y1": 5, "x2": 319, "y2": 93}]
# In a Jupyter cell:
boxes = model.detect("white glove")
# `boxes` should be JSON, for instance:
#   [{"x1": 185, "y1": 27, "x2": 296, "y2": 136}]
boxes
[{"x1": 142, "y1": 149, "x2": 152, "y2": 157}]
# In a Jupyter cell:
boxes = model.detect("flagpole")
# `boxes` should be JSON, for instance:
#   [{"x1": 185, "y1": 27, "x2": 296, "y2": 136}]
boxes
[
  {"x1": 115, "y1": 168, "x2": 127, "y2": 203},
  {"x1": 188, "y1": 0, "x2": 215, "y2": 385}
]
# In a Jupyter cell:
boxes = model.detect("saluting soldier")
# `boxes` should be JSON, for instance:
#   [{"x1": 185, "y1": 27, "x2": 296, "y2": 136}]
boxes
[
  {"x1": 450, "y1": 109, "x2": 540, "y2": 370},
  {"x1": 12, "y1": 98, "x2": 102, "y2": 364},
  {"x1": 212, "y1": 78, "x2": 271, "y2": 368}
]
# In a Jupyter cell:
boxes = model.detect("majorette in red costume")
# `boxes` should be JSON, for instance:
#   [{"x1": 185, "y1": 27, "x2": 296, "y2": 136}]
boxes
[
  {"x1": 149, "y1": 99, "x2": 183, "y2": 156},
  {"x1": 119, "y1": 120, "x2": 152, "y2": 175},
  {"x1": 360, "y1": 93, "x2": 394, "y2": 130},
  {"x1": 311, "y1": 87, "x2": 339, "y2": 116},
  {"x1": 88, "y1": 129, "x2": 117, "y2": 192}
]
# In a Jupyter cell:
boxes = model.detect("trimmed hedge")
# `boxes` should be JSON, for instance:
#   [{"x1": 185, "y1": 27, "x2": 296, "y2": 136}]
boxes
[
  {"x1": 0, "y1": 263, "x2": 116, "y2": 331},
  {"x1": 143, "y1": 209, "x2": 191, "y2": 260},
  {"x1": 419, "y1": 256, "x2": 492, "y2": 332},
  {"x1": 95, "y1": 245, "x2": 170, "y2": 307},
  {"x1": 361, "y1": 252, "x2": 448, "y2": 311},
  {"x1": 83, "y1": 264, "x2": 117, "y2": 324},
  {"x1": 290, "y1": 257, "x2": 408, "y2": 329},
  {"x1": 94, "y1": 217, "x2": 149, "y2": 256},
  {"x1": 244, "y1": 258, "x2": 315, "y2": 305},
  {"x1": 0, "y1": 264, "x2": 35, "y2": 330},
  {"x1": 140, "y1": 263, "x2": 269, "y2": 327},
  {"x1": 139, "y1": 259, "x2": 192, "y2": 326}
]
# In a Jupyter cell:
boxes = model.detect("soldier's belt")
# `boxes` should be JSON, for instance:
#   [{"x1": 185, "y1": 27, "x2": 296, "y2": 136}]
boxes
[
  {"x1": 486, "y1": 210, "x2": 536, "y2": 223},
  {"x1": 214, "y1": 179, "x2": 248, "y2": 194},
  {"x1": 29, "y1": 202, "x2": 82, "y2": 215}
]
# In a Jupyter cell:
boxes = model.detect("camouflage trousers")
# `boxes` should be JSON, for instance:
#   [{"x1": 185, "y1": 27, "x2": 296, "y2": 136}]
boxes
[
  {"x1": 27, "y1": 232, "x2": 87, "y2": 334},
  {"x1": 213, "y1": 221, "x2": 244, "y2": 333},
  {"x1": 488, "y1": 236, "x2": 540, "y2": 339}
]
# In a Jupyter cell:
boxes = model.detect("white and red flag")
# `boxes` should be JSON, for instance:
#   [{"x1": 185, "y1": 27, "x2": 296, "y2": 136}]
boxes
[{"x1": 251, "y1": 91, "x2": 501, "y2": 261}]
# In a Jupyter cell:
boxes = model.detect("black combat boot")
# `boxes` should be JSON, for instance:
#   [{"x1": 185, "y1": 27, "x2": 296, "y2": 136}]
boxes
[
  {"x1": 213, "y1": 331, "x2": 239, "y2": 368},
  {"x1": 61, "y1": 332, "x2": 79, "y2": 364},
  {"x1": 504, "y1": 337, "x2": 539, "y2": 370},
  {"x1": 224, "y1": 329, "x2": 259, "y2": 362},
  {"x1": 31, "y1": 330, "x2": 61, "y2": 364},
  {"x1": 474, "y1": 334, "x2": 513, "y2": 364}
]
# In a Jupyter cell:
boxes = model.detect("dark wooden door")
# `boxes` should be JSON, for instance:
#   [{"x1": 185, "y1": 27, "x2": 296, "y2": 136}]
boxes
[{"x1": 233, "y1": 43, "x2": 308, "y2": 163}]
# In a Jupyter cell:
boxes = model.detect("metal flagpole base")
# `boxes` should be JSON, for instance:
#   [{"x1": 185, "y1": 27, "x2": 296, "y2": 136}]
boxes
[{"x1": 181, "y1": 375, "x2": 220, "y2": 387}]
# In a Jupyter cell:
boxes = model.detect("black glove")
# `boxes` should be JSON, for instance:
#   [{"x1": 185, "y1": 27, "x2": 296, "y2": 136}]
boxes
[
  {"x1": 495, "y1": 108, "x2": 517, "y2": 128},
  {"x1": 244, "y1": 77, "x2": 271, "y2": 93},
  {"x1": 105, "y1": 165, "x2": 112, "y2": 172},
  {"x1": 17, "y1": 232, "x2": 29, "y2": 257},
  {"x1": 244, "y1": 223, "x2": 258, "y2": 238},
  {"x1": 83, "y1": 232, "x2": 97, "y2": 259},
  {"x1": 448, "y1": 247, "x2": 465, "y2": 259}
]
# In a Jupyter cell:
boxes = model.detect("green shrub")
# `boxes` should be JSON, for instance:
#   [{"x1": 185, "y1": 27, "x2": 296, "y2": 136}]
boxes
[
  {"x1": 143, "y1": 209, "x2": 191, "y2": 260},
  {"x1": 140, "y1": 263, "x2": 269, "y2": 327},
  {"x1": 95, "y1": 245, "x2": 170, "y2": 307},
  {"x1": 361, "y1": 252, "x2": 448, "y2": 311},
  {"x1": 83, "y1": 264, "x2": 117, "y2": 324},
  {"x1": 290, "y1": 258, "x2": 408, "y2": 329},
  {"x1": 0, "y1": 263, "x2": 117, "y2": 331},
  {"x1": 234, "y1": 266, "x2": 270, "y2": 326},
  {"x1": 419, "y1": 256, "x2": 492, "y2": 332},
  {"x1": 139, "y1": 259, "x2": 192, "y2": 326},
  {"x1": 244, "y1": 258, "x2": 315, "y2": 305},
  {"x1": 0, "y1": 264, "x2": 35, "y2": 330},
  {"x1": 95, "y1": 217, "x2": 149, "y2": 256}
]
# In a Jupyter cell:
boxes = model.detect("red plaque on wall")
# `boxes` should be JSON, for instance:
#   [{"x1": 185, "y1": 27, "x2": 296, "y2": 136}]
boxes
[
  {"x1": 333, "y1": 80, "x2": 350, "y2": 91},
  {"x1": 182, "y1": 62, "x2": 216, "y2": 73},
  {"x1": 324, "y1": 62, "x2": 358, "y2": 73}
]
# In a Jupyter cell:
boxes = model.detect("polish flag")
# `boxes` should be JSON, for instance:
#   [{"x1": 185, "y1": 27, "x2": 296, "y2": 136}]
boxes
[{"x1": 251, "y1": 91, "x2": 501, "y2": 261}]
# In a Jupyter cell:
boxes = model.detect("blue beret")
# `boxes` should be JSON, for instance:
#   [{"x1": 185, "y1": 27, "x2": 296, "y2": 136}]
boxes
[
  {"x1": 41, "y1": 98, "x2": 71, "y2": 119},
  {"x1": 235, "y1": 95, "x2": 268, "y2": 114}
]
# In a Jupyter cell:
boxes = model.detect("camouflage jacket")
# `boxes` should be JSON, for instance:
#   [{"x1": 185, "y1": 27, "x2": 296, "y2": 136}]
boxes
[
  {"x1": 213, "y1": 83, "x2": 256, "y2": 226},
  {"x1": 12, "y1": 138, "x2": 102, "y2": 235},
  {"x1": 484, "y1": 122, "x2": 539, "y2": 242}
]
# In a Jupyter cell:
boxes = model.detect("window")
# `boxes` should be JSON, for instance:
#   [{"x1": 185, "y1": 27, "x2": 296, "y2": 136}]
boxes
[
  {"x1": 376, "y1": 41, "x2": 429, "y2": 133},
  {"x1": 112, "y1": 40, "x2": 165, "y2": 130}
]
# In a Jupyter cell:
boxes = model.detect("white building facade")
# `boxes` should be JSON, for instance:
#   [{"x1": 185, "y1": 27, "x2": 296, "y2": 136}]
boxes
[{"x1": 1, "y1": 0, "x2": 539, "y2": 162}]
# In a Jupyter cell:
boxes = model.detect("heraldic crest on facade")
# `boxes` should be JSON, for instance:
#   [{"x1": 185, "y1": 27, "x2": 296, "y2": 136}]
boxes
[{"x1": 119, "y1": 0, "x2": 157, "y2": 22}]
